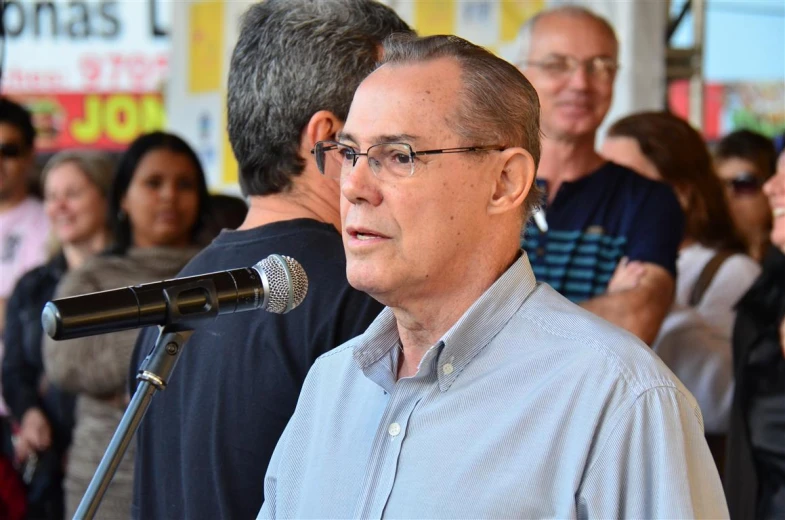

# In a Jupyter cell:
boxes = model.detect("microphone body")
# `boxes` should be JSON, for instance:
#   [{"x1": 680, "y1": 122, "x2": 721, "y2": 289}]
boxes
[{"x1": 42, "y1": 255, "x2": 308, "y2": 341}]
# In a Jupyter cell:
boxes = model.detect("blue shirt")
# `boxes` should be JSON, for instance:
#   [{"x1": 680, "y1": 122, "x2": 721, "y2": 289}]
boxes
[
  {"x1": 259, "y1": 254, "x2": 728, "y2": 519},
  {"x1": 523, "y1": 162, "x2": 684, "y2": 303}
]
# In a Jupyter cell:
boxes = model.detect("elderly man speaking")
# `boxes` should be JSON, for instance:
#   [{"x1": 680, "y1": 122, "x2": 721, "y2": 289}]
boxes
[{"x1": 258, "y1": 34, "x2": 728, "y2": 519}]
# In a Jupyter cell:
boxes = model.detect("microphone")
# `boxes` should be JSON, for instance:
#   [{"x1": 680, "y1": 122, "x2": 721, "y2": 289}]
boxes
[{"x1": 42, "y1": 254, "x2": 308, "y2": 341}]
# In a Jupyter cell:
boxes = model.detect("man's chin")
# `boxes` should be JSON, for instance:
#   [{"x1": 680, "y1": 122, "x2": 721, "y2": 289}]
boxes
[
  {"x1": 546, "y1": 116, "x2": 604, "y2": 141},
  {"x1": 347, "y1": 268, "x2": 393, "y2": 300}
]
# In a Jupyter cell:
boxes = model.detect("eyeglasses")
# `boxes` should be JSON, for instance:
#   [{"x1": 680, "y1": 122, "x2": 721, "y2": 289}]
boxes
[
  {"x1": 0, "y1": 143, "x2": 25, "y2": 158},
  {"x1": 723, "y1": 172, "x2": 762, "y2": 196},
  {"x1": 311, "y1": 140, "x2": 505, "y2": 182},
  {"x1": 519, "y1": 55, "x2": 618, "y2": 82}
]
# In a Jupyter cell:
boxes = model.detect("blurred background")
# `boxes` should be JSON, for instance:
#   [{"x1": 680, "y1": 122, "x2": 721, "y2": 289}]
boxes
[{"x1": 2, "y1": 0, "x2": 783, "y2": 195}]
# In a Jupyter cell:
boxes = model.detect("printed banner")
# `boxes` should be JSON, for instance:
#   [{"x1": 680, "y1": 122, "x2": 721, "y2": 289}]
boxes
[
  {"x1": 669, "y1": 80, "x2": 785, "y2": 140},
  {"x1": 7, "y1": 93, "x2": 166, "y2": 152}
]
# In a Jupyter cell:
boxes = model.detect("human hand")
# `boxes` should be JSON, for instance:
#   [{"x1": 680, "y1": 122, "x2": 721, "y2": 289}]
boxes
[
  {"x1": 606, "y1": 257, "x2": 647, "y2": 294},
  {"x1": 13, "y1": 434, "x2": 33, "y2": 463},
  {"x1": 19, "y1": 407, "x2": 52, "y2": 452}
]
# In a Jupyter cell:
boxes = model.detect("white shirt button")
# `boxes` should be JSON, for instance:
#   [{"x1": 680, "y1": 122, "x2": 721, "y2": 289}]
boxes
[
  {"x1": 442, "y1": 363, "x2": 454, "y2": 375},
  {"x1": 388, "y1": 422, "x2": 401, "y2": 437}
]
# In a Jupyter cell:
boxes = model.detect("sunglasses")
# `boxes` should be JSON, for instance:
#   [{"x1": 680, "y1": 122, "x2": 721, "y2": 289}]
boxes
[
  {"x1": 0, "y1": 143, "x2": 25, "y2": 158},
  {"x1": 723, "y1": 172, "x2": 762, "y2": 196}
]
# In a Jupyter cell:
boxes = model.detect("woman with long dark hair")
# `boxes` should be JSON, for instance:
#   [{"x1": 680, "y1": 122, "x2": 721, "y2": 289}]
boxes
[
  {"x1": 714, "y1": 130, "x2": 778, "y2": 262},
  {"x1": 43, "y1": 132, "x2": 210, "y2": 519},
  {"x1": 600, "y1": 112, "x2": 760, "y2": 452}
]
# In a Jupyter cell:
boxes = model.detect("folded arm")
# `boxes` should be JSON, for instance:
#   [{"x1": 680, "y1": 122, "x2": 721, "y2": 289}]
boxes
[{"x1": 580, "y1": 262, "x2": 674, "y2": 345}]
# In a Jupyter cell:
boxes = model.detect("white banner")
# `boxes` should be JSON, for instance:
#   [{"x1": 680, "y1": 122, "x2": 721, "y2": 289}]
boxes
[{"x1": 2, "y1": 0, "x2": 171, "y2": 93}]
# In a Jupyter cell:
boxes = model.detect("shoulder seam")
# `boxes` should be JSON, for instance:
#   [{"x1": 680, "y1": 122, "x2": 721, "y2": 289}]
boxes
[
  {"x1": 581, "y1": 384, "x2": 701, "y2": 479},
  {"x1": 315, "y1": 341, "x2": 356, "y2": 362},
  {"x1": 522, "y1": 310, "x2": 671, "y2": 396}
]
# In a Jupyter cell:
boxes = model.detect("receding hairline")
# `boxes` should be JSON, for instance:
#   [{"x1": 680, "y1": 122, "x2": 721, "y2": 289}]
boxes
[
  {"x1": 342, "y1": 57, "x2": 468, "y2": 144},
  {"x1": 518, "y1": 6, "x2": 618, "y2": 60}
]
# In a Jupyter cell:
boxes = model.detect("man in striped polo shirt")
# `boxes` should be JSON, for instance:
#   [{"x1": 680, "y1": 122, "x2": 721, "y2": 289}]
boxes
[{"x1": 517, "y1": 7, "x2": 684, "y2": 345}]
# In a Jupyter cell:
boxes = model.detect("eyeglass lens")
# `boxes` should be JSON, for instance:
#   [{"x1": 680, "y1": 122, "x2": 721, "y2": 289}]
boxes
[
  {"x1": 318, "y1": 142, "x2": 415, "y2": 180},
  {"x1": 726, "y1": 173, "x2": 761, "y2": 196},
  {"x1": 529, "y1": 55, "x2": 617, "y2": 80}
]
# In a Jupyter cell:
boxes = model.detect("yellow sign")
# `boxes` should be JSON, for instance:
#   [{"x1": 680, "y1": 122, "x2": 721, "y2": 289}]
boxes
[
  {"x1": 189, "y1": 1, "x2": 224, "y2": 93},
  {"x1": 407, "y1": 0, "x2": 545, "y2": 56},
  {"x1": 222, "y1": 105, "x2": 239, "y2": 186},
  {"x1": 414, "y1": 1, "x2": 456, "y2": 36},
  {"x1": 68, "y1": 94, "x2": 165, "y2": 147}
]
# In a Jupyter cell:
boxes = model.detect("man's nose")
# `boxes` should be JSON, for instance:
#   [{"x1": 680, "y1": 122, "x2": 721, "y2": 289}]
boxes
[
  {"x1": 566, "y1": 62, "x2": 592, "y2": 90},
  {"x1": 341, "y1": 154, "x2": 382, "y2": 207}
]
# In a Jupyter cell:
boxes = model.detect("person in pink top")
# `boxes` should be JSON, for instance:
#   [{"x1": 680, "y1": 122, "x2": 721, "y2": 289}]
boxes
[{"x1": 0, "y1": 98, "x2": 50, "y2": 414}]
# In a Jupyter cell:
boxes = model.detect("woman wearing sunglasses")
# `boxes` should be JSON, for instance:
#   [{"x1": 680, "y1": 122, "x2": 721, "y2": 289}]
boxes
[
  {"x1": 724, "y1": 150, "x2": 785, "y2": 520},
  {"x1": 714, "y1": 130, "x2": 778, "y2": 263},
  {"x1": 600, "y1": 111, "x2": 761, "y2": 471}
]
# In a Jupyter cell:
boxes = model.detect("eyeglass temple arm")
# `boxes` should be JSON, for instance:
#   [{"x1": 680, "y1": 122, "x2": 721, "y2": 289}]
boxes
[{"x1": 415, "y1": 146, "x2": 505, "y2": 157}]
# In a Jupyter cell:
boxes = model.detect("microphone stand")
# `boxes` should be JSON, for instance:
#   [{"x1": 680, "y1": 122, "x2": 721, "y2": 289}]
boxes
[
  {"x1": 73, "y1": 324, "x2": 193, "y2": 520},
  {"x1": 70, "y1": 280, "x2": 223, "y2": 519}
]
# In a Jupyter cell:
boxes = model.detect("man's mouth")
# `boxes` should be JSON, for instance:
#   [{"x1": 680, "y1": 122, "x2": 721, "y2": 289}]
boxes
[{"x1": 347, "y1": 227, "x2": 389, "y2": 241}]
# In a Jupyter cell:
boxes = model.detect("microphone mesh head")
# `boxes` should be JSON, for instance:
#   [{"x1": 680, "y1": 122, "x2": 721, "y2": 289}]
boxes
[{"x1": 257, "y1": 255, "x2": 308, "y2": 314}]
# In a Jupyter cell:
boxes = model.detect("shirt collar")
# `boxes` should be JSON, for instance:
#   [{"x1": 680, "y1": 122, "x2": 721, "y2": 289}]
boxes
[{"x1": 353, "y1": 253, "x2": 538, "y2": 392}]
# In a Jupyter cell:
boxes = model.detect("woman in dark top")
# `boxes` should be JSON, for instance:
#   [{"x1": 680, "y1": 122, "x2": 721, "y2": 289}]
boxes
[
  {"x1": 725, "y1": 150, "x2": 785, "y2": 519},
  {"x1": 2, "y1": 150, "x2": 114, "y2": 519}
]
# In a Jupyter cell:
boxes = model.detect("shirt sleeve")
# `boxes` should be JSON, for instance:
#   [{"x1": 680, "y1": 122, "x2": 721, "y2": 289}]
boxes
[
  {"x1": 654, "y1": 305, "x2": 734, "y2": 433},
  {"x1": 2, "y1": 279, "x2": 40, "y2": 419},
  {"x1": 625, "y1": 182, "x2": 685, "y2": 278},
  {"x1": 577, "y1": 386, "x2": 729, "y2": 519}
]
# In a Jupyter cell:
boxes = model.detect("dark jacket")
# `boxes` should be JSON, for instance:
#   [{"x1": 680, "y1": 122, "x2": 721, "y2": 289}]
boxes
[
  {"x1": 2, "y1": 254, "x2": 75, "y2": 453},
  {"x1": 725, "y1": 246, "x2": 785, "y2": 520}
]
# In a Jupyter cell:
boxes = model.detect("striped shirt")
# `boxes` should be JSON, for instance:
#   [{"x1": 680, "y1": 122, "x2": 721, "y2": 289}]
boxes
[
  {"x1": 259, "y1": 254, "x2": 728, "y2": 519},
  {"x1": 522, "y1": 162, "x2": 684, "y2": 303}
]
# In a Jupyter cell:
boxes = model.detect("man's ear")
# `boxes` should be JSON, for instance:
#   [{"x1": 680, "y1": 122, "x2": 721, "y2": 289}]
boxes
[
  {"x1": 487, "y1": 147, "x2": 536, "y2": 216},
  {"x1": 301, "y1": 110, "x2": 343, "y2": 153}
]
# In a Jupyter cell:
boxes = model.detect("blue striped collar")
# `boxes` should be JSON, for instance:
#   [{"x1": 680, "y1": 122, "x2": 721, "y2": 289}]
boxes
[{"x1": 353, "y1": 252, "x2": 538, "y2": 392}]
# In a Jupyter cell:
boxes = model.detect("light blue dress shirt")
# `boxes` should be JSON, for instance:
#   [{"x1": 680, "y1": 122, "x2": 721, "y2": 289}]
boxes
[{"x1": 259, "y1": 254, "x2": 729, "y2": 519}]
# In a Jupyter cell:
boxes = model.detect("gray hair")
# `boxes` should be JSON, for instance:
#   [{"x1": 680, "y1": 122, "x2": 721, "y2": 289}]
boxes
[
  {"x1": 379, "y1": 34, "x2": 543, "y2": 221},
  {"x1": 227, "y1": 0, "x2": 412, "y2": 196},
  {"x1": 517, "y1": 5, "x2": 618, "y2": 62},
  {"x1": 41, "y1": 150, "x2": 115, "y2": 199}
]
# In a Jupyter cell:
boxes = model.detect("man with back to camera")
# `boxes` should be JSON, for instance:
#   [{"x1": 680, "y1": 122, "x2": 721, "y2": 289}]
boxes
[
  {"x1": 516, "y1": 7, "x2": 685, "y2": 345},
  {"x1": 128, "y1": 1, "x2": 412, "y2": 518},
  {"x1": 258, "y1": 33, "x2": 728, "y2": 519}
]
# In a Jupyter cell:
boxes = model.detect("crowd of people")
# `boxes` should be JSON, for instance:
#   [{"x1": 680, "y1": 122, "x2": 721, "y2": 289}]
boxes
[{"x1": 0, "y1": 1, "x2": 783, "y2": 519}]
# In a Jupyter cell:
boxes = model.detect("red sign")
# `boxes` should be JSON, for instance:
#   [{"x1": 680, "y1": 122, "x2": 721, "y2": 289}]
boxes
[
  {"x1": 668, "y1": 81, "x2": 724, "y2": 140},
  {"x1": 669, "y1": 80, "x2": 785, "y2": 140},
  {"x1": 9, "y1": 93, "x2": 166, "y2": 152}
]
